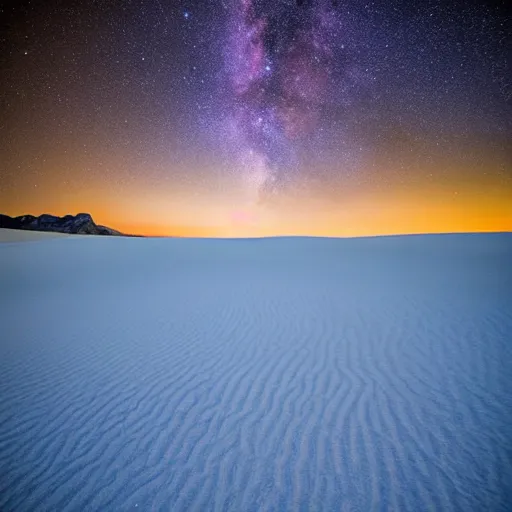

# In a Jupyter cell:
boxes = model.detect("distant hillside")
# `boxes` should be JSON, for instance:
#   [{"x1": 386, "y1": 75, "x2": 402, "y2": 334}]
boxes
[{"x1": 0, "y1": 213, "x2": 132, "y2": 236}]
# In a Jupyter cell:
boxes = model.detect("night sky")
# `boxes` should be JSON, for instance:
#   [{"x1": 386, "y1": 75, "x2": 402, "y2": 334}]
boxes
[{"x1": 1, "y1": 0, "x2": 510, "y2": 237}]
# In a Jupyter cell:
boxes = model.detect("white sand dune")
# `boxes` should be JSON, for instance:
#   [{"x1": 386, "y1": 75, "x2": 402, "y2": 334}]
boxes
[
  {"x1": 0, "y1": 233, "x2": 511, "y2": 511},
  {"x1": 0, "y1": 228, "x2": 72, "y2": 243}
]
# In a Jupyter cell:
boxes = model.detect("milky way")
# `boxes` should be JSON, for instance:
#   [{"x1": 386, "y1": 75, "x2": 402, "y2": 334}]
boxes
[
  {"x1": 223, "y1": 0, "x2": 356, "y2": 201},
  {"x1": 2, "y1": 0, "x2": 510, "y2": 236}
]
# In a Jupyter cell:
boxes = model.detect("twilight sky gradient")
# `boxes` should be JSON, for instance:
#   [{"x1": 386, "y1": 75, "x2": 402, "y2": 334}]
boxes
[{"x1": 1, "y1": 0, "x2": 511, "y2": 237}]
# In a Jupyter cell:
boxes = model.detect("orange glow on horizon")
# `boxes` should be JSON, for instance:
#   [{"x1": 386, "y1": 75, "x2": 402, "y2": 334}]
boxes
[{"x1": 2, "y1": 171, "x2": 511, "y2": 238}]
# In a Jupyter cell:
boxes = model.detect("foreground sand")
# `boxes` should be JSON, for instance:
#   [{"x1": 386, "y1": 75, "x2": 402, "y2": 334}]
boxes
[{"x1": 1, "y1": 234, "x2": 511, "y2": 511}]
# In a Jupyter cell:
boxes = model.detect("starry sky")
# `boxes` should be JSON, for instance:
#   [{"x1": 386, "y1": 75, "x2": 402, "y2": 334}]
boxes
[{"x1": 1, "y1": 0, "x2": 510, "y2": 237}]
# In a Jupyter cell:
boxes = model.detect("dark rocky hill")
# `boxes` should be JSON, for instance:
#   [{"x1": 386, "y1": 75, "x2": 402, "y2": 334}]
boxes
[{"x1": 0, "y1": 213, "x2": 125, "y2": 236}]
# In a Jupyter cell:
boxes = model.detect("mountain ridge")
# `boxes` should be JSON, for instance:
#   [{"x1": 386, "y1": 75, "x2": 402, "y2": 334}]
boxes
[{"x1": 0, "y1": 212, "x2": 136, "y2": 236}]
